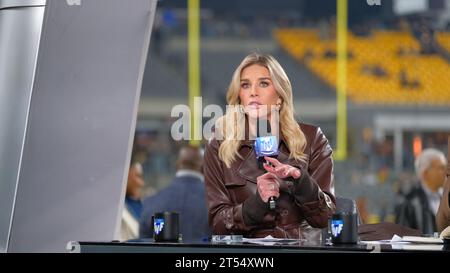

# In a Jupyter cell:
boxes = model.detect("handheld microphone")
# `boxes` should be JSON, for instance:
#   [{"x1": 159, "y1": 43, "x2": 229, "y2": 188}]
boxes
[{"x1": 254, "y1": 118, "x2": 279, "y2": 210}]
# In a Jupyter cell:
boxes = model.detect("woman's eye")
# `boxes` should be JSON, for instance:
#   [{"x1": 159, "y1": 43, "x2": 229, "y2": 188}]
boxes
[
  {"x1": 260, "y1": 81, "x2": 269, "y2": 87},
  {"x1": 241, "y1": 83, "x2": 249, "y2": 89}
]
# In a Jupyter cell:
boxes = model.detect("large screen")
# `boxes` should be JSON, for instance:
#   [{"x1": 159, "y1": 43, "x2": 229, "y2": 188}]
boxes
[{"x1": 394, "y1": 0, "x2": 428, "y2": 15}]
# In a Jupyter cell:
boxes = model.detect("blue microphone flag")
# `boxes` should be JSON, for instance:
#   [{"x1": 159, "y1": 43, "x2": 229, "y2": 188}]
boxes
[{"x1": 255, "y1": 135, "x2": 278, "y2": 158}]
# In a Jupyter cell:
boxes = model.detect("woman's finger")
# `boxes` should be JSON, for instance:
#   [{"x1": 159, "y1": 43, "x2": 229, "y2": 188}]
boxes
[
  {"x1": 264, "y1": 162, "x2": 288, "y2": 175},
  {"x1": 275, "y1": 165, "x2": 289, "y2": 176},
  {"x1": 289, "y1": 167, "x2": 301, "y2": 179},
  {"x1": 258, "y1": 171, "x2": 278, "y2": 180},
  {"x1": 264, "y1": 162, "x2": 301, "y2": 179},
  {"x1": 263, "y1": 162, "x2": 277, "y2": 173},
  {"x1": 264, "y1": 156, "x2": 282, "y2": 167},
  {"x1": 264, "y1": 163, "x2": 291, "y2": 178},
  {"x1": 257, "y1": 181, "x2": 280, "y2": 202}
]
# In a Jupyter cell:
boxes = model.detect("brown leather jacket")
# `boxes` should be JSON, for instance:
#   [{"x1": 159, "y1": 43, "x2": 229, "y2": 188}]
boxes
[{"x1": 204, "y1": 122, "x2": 336, "y2": 238}]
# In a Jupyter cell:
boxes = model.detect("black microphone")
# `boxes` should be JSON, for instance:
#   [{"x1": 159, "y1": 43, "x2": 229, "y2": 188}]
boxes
[{"x1": 254, "y1": 118, "x2": 279, "y2": 210}]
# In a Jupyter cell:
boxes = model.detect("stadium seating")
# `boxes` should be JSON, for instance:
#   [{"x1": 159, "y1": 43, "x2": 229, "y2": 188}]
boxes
[{"x1": 274, "y1": 28, "x2": 450, "y2": 105}]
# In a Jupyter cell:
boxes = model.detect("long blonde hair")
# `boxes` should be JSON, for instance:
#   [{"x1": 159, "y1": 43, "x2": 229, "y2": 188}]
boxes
[{"x1": 216, "y1": 53, "x2": 307, "y2": 168}]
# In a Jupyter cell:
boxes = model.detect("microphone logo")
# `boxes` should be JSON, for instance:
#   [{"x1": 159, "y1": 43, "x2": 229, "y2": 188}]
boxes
[
  {"x1": 154, "y1": 218, "x2": 165, "y2": 235},
  {"x1": 255, "y1": 136, "x2": 278, "y2": 158},
  {"x1": 331, "y1": 220, "x2": 344, "y2": 237},
  {"x1": 261, "y1": 138, "x2": 274, "y2": 151}
]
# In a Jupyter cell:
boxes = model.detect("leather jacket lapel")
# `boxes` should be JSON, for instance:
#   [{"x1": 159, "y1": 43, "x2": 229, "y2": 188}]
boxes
[{"x1": 237, "y1": 146, "x2": 264, "y2": 183}]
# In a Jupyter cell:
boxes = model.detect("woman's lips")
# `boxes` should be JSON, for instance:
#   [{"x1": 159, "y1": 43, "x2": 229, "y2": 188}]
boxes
[{"x1": 247, "y1": 102, "x2": 261, "y2": 108}]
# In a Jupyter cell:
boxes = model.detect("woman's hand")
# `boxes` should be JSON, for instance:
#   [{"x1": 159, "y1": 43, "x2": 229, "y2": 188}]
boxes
[
  {"x1": 256, "y1": 172, "x2": 280, "y2": 203},
  {"x1": 263, "y1": 156, "x2": 301, "y2": 179}
]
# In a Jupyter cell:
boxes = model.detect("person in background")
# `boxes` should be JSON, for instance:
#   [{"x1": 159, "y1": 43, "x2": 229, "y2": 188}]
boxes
[
  {"x1": 396, "y1": 148, "x2": 447, "y2": 234},
  {"x1": 436, "y1": 137, "x2": 450, "y2": 232},
  {"x1": 139, "y1": 145, "x2": 210, "y2": 241},
  {"x1": 120, "y1": 162, "x2": 145, "y2": 241}
]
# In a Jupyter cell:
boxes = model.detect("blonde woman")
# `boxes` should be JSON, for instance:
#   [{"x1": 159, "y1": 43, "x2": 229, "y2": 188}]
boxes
[{"x1": 204, "y1": 53, "x2": 336, "y2": 239}]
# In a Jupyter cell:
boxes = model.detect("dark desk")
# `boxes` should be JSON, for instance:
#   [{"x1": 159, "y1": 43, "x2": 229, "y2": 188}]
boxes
[{"x1": 67, "y1": 239, "x2": 449, "y2": 253}]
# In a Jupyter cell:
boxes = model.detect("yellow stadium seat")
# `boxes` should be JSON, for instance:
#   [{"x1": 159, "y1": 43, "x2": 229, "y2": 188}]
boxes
[{"x1": 273, "y1": 28, "x2": 450, "y2": 105}]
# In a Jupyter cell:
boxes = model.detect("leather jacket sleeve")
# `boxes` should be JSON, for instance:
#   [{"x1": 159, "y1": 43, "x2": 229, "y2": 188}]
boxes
[
  {"x1": 204, "y1": 138, "x2": 253, "y2": 234},
  {"x1": 289, "y1": 126, "x2": 336, "y2": 228}
]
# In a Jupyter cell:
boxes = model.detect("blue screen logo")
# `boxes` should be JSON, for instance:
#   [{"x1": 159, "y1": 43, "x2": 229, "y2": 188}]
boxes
[
  {"x1": 154, "y1": 218, "x2": 165, "y2": 235},
  {"x1": 331, "y1": 220, "x2": 344, "y2": 237},
  {"x1": 255, "y1": 136, "x2": 278, "y2": 158}
]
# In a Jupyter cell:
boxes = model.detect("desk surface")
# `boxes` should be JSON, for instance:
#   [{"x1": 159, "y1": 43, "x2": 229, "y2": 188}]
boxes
[{"x1": 67, "y1": 239, "x2": 449, "y2": 253}]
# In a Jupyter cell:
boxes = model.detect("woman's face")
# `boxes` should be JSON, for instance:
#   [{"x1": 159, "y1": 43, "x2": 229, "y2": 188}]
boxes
[{"x1": 238, "y1": 64, "x2": 280, "y2": 119}]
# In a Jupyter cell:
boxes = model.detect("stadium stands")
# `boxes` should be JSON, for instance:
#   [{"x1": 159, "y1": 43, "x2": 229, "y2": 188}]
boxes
[{"x1": 274, "y1": 28, "x2": 450, "y2": 105}]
